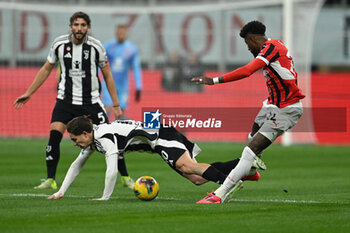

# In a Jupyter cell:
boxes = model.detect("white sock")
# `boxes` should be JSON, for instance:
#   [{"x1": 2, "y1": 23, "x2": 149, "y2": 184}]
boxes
[{"x1": 215, "y1": 146, "x2": 256, "y2": 198}]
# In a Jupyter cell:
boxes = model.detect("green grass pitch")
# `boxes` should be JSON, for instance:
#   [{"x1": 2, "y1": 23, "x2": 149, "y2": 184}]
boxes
[{"x1": 0, "y1": 138, "x2": 349, "y2": 233}]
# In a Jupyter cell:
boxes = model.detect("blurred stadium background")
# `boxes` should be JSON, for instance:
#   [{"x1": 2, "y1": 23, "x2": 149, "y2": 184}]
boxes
[{"x1": 0, "y1": 0, "x2": 349, "y2": 145}]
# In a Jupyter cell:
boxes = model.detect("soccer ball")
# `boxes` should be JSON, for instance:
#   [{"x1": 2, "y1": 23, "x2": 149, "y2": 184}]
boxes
[{"x1": 133, "y1": 176, "x2": 159, "y2": 201}]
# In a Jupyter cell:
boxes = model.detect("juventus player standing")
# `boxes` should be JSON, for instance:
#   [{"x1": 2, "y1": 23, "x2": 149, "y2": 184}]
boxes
[
  {"x1": 13, "y1": 12, "x2": 132, "y2": 190},
  {"x1": 193, "y1": 21, "x2": 305, "y2": 204}
]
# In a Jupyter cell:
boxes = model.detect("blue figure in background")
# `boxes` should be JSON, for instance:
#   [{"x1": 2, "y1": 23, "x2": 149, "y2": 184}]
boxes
[{"x1": 101, "y1": 24, "x2": 142, "y2": 120}]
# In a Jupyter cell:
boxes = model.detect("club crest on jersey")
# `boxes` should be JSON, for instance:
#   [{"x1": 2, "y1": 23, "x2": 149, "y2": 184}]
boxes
[
  {"x1": 83, "y1": 50, "x2": 89, "y2": 60},
  {"x1": 66, "y1": 46, "x2": 71, "y2": 51},
  {"x1": 143, "y1": 110, "x2": 161, "y2": 129}
]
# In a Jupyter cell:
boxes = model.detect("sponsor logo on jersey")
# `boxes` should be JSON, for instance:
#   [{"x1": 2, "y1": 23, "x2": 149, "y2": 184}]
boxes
[
  {"x1": 74, "y1": 60, "x2": 80, "y2": 69},
  {"x1": 64, "y1": 52, "x2": 72, "y2": 58}
]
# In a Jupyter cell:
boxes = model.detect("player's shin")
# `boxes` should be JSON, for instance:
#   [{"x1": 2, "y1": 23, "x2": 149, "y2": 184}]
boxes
[
  {"x1": 210, "y1": 159, "x2": 240, "y2": 175},
  {"x1": 46, "y1": 130, "x2": 63, "y2": 179},
  {"x1": 201, "y1": 166, "x2": 226, "y2": 184}
]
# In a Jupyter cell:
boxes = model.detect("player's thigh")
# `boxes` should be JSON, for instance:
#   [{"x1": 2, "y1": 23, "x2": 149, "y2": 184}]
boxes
[
  {"x1": 254, "y1": 104, "x2": 268, "y2": 129},
  {"x1": 50, "y1": 100, "x2": 76, "y2": 125},
  {"x1": 156, "y1": 145, "x2": 184, "y2": 169},
  {"x1": 175, "y1": 151, "x2": 198, "y2": 172},
  {"x1": 80, "y1": 102, "x2": 109, "y2": 124},
  {"x1": 259, "y1": 103, "x2": 303, "y2": 142}
]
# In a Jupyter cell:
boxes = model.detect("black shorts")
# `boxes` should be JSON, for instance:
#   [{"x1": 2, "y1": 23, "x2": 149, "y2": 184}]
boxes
[
  {"x1": 154, "y1": 127, "x2": 201, "y2": 174},
  {"x1": 51, "y1": 99, "x2": 108, "y2": 125}
]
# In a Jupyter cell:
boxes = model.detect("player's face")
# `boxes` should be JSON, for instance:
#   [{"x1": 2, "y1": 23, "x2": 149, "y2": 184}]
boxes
[
  {"x1": 116, "y1": 27, "x2": 127, "y2": 43},
  {"x1": 244, "y1": 35, "x2": 261, "y2": 57},
  {"x1": 70, "y1": 18, "x2": 90, "y2": 43},
  {"x1": 69, "y1": 132, "x2": 93, "y2": 149}
]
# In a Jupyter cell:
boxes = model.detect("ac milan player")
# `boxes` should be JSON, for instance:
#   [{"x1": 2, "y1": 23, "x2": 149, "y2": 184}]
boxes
[{"x1": 192, "y1": 20, "x2": 305, "y2": 204}]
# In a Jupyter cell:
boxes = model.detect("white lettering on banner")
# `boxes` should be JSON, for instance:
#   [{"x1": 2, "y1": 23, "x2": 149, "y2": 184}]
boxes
[
  {"x1": 163, "y1": 118, "x2": 222, "y2": 129},
  {"x1": 20, "y1": 11, "x2": 49, "y2": 53},
  {"x1": 0, "y1": 9, "x2": 347, "y2": 65}
]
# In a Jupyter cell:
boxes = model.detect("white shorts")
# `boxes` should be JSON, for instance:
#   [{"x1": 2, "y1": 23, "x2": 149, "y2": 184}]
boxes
[{"x1": 254, "y1": 100, "x2": 303, "y2": 142}]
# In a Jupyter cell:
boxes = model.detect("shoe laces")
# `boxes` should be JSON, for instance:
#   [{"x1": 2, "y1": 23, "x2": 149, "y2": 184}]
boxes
[{"x1": 204, "y1": 191, "x2": 215, "y2": 199}]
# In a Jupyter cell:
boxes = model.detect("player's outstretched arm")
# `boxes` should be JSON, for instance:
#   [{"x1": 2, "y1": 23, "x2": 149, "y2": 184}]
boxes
[
  {"x1": 13, "y1": 61, "x2": 54, "y2": 109},
  {"x1": 92, "y1": 153, "x2": 118, "y2": 201},
  {"x1": 48, "y1": 148, "x2": 94, "y2": 200},
  {"x1": 191, "y1": 59, "x2": 266, "y2": 86},
  {"x1": 191, "y1": 76, "x2": 214, "y2": 85}
]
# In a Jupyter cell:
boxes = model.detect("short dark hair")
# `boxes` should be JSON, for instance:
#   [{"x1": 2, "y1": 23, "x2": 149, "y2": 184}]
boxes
[
  {"x1": 70, "y1": 11, "x2": 91, "y2": 26},
  {"x1": 239, "y1": 20, "x2": 266, "y2": 38},
  {"x1": 67, "y1": 116, "x2": 93, "y2": 135},
  {"x1": 117, "y1": 24, "x2": 127, "y2": 29}
]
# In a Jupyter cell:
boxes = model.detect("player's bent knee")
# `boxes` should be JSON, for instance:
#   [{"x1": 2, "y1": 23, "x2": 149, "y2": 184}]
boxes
[{"x1": 248, "y1": 132, "x2": 272, "y2": 155}]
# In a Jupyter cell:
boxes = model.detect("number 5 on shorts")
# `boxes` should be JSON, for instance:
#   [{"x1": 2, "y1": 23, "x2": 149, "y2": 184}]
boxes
[{"x1": 98, "y1": 112, "x2": 106, "y2": 123}]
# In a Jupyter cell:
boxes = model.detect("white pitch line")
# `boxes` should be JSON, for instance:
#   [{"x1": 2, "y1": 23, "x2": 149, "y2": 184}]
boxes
[
  {"x1": 0, "y1": 193, "x2": 346, "y2": 204},
  {"x1": 228, "y1": 199, "x2": 327, "y2": 204},
  {"x1": 0, "y1": 193, "x2": 182, "y2": 201}
]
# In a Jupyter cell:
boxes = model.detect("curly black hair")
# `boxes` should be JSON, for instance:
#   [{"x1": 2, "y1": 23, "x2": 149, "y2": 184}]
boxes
[
  {"x1": 70, "y1": 11, "x2": 91, "y2": 27},
  {"x1": 239, "y1": 21, "x2": 266, "y2": 38}
]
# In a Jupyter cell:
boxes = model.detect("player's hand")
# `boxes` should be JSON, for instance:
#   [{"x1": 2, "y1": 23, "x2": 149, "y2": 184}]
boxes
[
  {"x1": 135, "y1": 90, "x2": 141, "y2": 102},
  {"x1": 112, "y1": 106, "x2": 123, "y2": 120},
  {"x1": 191, "y1": 76, "x2": 214, "y2": 85},
  {"x1": 13, "y1": 94, "x2": 31, "y2": 109},
  {"x1": 48, "y1": 192, "x2": 64, "y2": 199}
]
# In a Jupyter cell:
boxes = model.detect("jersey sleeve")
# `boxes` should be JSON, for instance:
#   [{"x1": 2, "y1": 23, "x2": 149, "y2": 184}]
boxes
[
  {"x1": 93, "y1": 39, "x2": 109, "y2": 68},
  {"x1": 99, "y1": 152, "x2": 118, "y2": 200},
  {"x1": 222, "y1": 58, "x2": 266, "y2": 83},
  {"x1": 96, "y1": 135, "x2": 119, "y2": 200},
  {"x1": 56, "y1": 147, "x2": 94, "y2": 196},
  {"x1": 256, "y1": 42, "x2": 280, "y2": 66},
  {"x1": 47, "y1": 38, "x2": 60, "y2": 64}
]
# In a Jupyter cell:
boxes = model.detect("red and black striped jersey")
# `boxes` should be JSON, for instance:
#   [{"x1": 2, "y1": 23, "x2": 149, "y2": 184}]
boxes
[{"x1": 257, "y1": 39, "x2": 305, "y2": 108}]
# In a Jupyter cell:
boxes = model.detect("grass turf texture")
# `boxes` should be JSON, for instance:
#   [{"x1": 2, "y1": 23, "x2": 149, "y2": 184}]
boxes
[{"x1": 0, "y1": 138, "x2": 349, "y2": 233}]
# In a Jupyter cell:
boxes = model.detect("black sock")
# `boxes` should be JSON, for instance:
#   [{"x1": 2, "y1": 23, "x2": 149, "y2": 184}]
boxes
[
  {"x1": 46, "y1": 130, "x2": 63, "y2": 179},
  {"x1": 211, "y1": 159, "x2": 240, "y2": 176},
  {"x1": 202, "y1": 166, "x2": 227, "y2": 184},
  {"x1": 118, "y1": 154, "x2": 129, "y2": 176}
]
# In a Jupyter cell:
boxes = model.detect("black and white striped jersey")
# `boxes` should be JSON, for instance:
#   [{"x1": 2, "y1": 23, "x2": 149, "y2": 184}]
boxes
[
  {"x1": 91, "y1": 120, "x2": 201, "y2": 158},
  {"x1": 47, "y1": 34, "x2": 109, "y2": 105}
]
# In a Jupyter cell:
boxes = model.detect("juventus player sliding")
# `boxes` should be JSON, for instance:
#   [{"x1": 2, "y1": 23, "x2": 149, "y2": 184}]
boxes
[
  {"x1": 192, "y1": 21, "x2": 305, "y2": 204},
  {"x1": 13, "y1": 12, "x2": 134, "y2": 190},
  {"x1": 48, "y1": 116, "x2": 266, "y2": 200}
]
